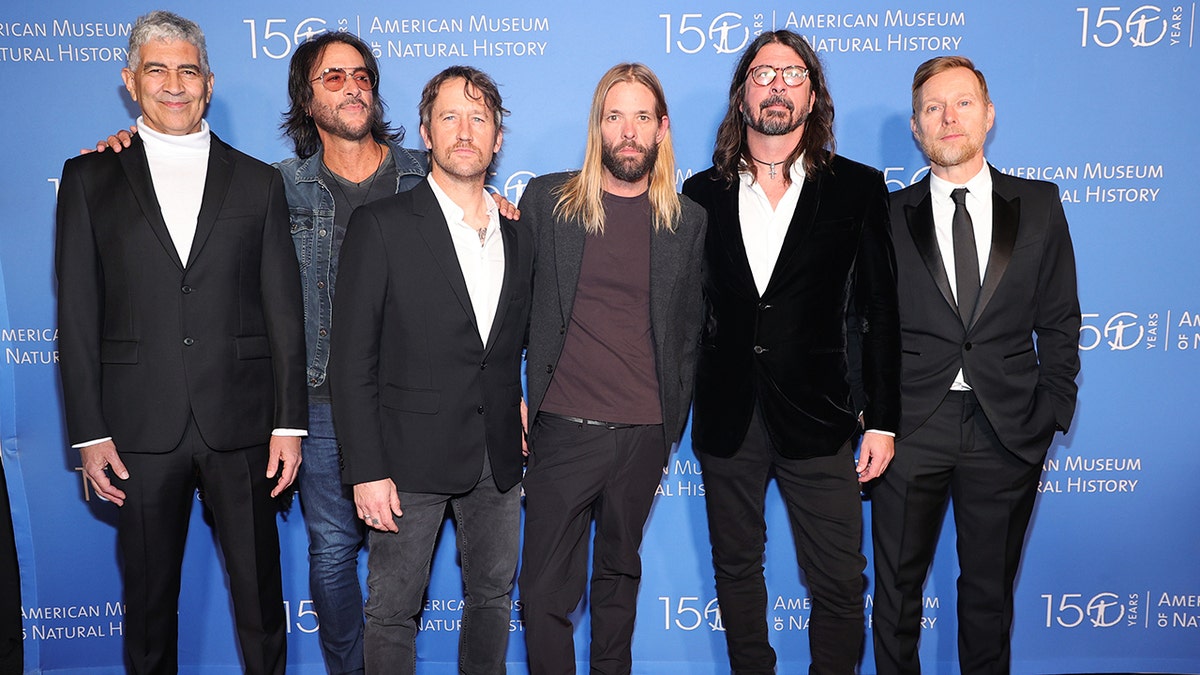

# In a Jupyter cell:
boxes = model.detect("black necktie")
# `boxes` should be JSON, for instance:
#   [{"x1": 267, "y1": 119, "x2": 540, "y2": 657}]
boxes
[{"x1": 951, "y1": 187, "x2": 979, "y2": 327}]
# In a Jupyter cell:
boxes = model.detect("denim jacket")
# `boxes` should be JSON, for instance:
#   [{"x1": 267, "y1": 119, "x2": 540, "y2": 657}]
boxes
[{"x1": 276, "y1": 141, "x2": 428, "y2": 389}]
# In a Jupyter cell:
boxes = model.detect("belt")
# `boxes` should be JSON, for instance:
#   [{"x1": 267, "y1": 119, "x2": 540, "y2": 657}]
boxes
[{"x1": 539, "y1": 412, "x2": 636, "y2": 429}]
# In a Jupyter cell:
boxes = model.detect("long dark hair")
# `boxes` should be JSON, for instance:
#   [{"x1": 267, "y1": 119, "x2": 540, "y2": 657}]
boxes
[
  {"x1": 280, "y1": 32, "x2": 403, "y2": 159},
  {"x1": 711, "y1": 30, "x2": 836, "y2": 185}
]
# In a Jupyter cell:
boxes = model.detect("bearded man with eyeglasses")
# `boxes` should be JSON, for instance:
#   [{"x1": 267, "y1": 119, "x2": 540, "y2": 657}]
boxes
[{"x1": 682, "y1": 30, "x2": 900, "y2": 674}]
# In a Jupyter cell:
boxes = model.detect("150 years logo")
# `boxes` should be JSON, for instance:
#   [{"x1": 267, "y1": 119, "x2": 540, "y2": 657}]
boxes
[{"x1": 1076, "y1": 5, "x2": 1195, "y2": 47}]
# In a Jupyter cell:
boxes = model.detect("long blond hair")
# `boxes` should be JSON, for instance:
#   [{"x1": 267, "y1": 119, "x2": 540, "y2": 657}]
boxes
[{"x1": 554, "y1": 63, "x2": 681, "y2": 234}]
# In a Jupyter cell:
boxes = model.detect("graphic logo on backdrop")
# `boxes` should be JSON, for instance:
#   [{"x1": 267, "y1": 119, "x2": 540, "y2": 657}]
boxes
[
  {"x1": 0, "y1": 20, "x2": 130, "y2": 63},
  {"x1": 657, "y1": 458, "x2": 705, "y2": 498},
  {"x1": 421, "y1": 598, "x2": 524, "y2": 633},
  {"x1": 494, "y1": 170, "x2": 537, "y2": 205},
  {"x1": 1076, "y1": 5, "x2": 1196, "y2": 47},
  {"x1": 1038, "y1": 455, "x2": 1142, "y2": 494},
  {"x1": 659, "y1": 10, "x2": 967, "y2": 54},
  {"x1": 1040, "y1": 592, "x2": 1200, "y2": 629},
  {"x1": 996, "y1": 162, "x2": 1167, "y2": 204},
  {"x1": 658, "y1": 596, "x2": 724, "y2": 632},
  {"x1": 244, "y1": 14, "x2": 551, "y2": 61},
  {"x1": 1078, "y1": 310, "x2": 1200, "y2": 353}
]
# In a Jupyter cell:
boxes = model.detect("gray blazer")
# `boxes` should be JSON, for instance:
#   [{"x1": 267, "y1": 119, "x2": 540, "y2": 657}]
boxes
[{"x1": 522, "y1": 171, "x2": 707, "y2": 456}]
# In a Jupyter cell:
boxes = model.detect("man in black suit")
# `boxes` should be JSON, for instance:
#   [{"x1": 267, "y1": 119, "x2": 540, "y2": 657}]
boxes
[
  {"x1": 55, "y1": 11, "x2": 306, "y2": 675},
  {"x1": 682, "y1": 30, "x2": 900, "y2": 674},
  {"x1": 519, "y1": 63, "x2": 705, "y2": 674},
  {"x1": 871, "y1": 56, "x2": 1080, "y2": 675},
  {"x1": 329, "y1": 66, "x2": 531, "y2": 674}
]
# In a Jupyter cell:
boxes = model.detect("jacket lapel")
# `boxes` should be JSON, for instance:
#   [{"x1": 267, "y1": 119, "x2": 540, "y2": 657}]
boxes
[
  {"x1": 649, "y1": 220, "x2": 684, "y2": 354},
  {"x1": 118, "y1": 136, "x2": 184, "y2": 271},
  {"x1": 483, "y1": 216, "x2": 518, "y2": 352},
  {"x1": 411, "y1": 181, "x2": 482, "y2": 344},
  {"x1": 710, "y1": 182, "x2": 758, "y2": 298},
  {"x1": 973, "y1": 173, "x2": 1020, "y2": 328},
  {"x1": 765, "y1": 169, "x2": 821, "y2": 295},
  {"x1": 185, "y1": 134, "x2": 233, "y2": 269},
  {"x1": 554, "y1": 215, "x2": 586, "y2": 324},
  {"x1": 905, "y1": 188, "x2": 956, "y2": 312}
]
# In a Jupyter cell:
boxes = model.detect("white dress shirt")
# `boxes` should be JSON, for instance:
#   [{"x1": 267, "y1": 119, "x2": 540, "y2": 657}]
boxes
[
  {"x1": 738, "y1": 159, "x2": 806, "y2": 296},
  {"x1": 929, "y1": 162, "x2": 993, "y2": 390},
  {"x1": 427, "y1": 175, "x2": 505, "y2": 346}
]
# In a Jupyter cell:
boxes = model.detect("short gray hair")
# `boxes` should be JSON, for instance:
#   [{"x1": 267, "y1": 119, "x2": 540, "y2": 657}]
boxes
[{"x1": 127, "y1": 10, "x2": 209, "y2": 75}]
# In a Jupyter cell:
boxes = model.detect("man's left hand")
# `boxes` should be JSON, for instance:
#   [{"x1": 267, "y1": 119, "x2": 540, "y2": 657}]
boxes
[
  {"x1": 267, "y1": 435, "x2": 302, "y2": 497},
  {"x1": 491, "y1": 192, "x2": 521, "y2": 220},
  {"x1": 856, "y1": 431, "x2": 894, "y2": 483}
]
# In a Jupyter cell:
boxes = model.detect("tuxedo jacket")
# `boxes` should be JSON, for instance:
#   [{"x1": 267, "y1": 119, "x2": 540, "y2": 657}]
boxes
[
  {"x1": 329, "y1": 179, "x2": 533, "y2": 494},
  {"x1": 683, "y1": 155, "x2": 900, "y2": 459},
  {"x1": 522, "y1": 172, "x2": 707, "y2": 456},
  {"x1": 891, "y1": 166, "x2": 1080, "y2": 463},
  {"x1": 56, "y1": 134, "x2": 306, "y2": 452}
]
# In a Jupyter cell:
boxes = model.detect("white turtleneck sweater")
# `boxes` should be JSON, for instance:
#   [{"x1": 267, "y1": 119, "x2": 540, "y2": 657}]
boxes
[{"x1": 138, "y1": 116, "x2": 211, "y2": 266}]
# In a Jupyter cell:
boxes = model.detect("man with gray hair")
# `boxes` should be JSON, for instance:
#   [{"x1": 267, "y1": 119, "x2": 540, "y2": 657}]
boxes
[{"x1": 56, "y1": 11, "x2": 305, "y2": 674}]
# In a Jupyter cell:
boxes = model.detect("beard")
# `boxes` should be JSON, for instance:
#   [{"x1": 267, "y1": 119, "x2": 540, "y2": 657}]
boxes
[
  {"x1": 310, "y1": 96, "x2": 376, "y2": 142},
  {"x1": 742, "y1": 95, "x2": 809, "y2": 136},
  {"x1": 921, "y1": 134, "x2": 985, "y2": 170},
  {"x1": 431, "y1": 142, "x2": 492, "y2": 182},
  {"x1": 601, "y1": 138, "x2": 659, "y2": 183}
]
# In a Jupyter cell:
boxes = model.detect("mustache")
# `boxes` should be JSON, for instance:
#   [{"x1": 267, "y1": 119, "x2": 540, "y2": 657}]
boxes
[
  {"x1": 612, "y1": 140, "x2": 649, "y2": 155},
  {"x1": 759, "y1": 95, "x2": 795, "y2": 112}
]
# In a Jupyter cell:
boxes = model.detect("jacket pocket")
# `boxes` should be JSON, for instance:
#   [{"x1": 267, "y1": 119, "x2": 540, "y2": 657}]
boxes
[
  {"x1": 100, "y1": 339, "x2": 138, "y2": 364},
  {"x1": 380, "y1": 385, "x2": 440, "y2": 414},
  {"x1": 235, "y1": 335, "x2": 270, "y2": 360}
]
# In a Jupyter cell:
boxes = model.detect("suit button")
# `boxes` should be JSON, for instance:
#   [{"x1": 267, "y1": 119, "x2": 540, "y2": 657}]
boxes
[
  {"x1": 758, "y1": 302, "x2": 771, "y2": 310},
  {"x1": 964, "y1": 342, "x2": 973, "y2": 351},
  {"x1": 559, "y1": 325, "x2": 566, "y2": 335},
  {"x1": 753, "y1": 345, "x2": 765, "y2": 354},
  {"x1": 545, "y1": 365, "x2": 553, "y2": 373},
  {"x1": 477, "y1": 405, "x2": 485, "y2": 414},
  {"x1": 183, "y1": 337, "x2": 194, "y2": 346},
  {"x1": 181, "y1": 285, "x2": 193, "y2": 294},
  {"x1": 480, "y1": 362, "x2": 487, "y2": 370}
]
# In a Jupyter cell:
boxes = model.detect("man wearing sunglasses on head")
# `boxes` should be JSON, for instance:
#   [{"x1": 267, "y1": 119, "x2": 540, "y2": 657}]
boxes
[{"x1": 683, "y1": 30, "x2": 899, "y2": 674}]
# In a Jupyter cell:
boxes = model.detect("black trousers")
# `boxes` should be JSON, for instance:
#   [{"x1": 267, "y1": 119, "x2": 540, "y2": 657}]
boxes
[
  {"x1": 115, "y1": 418, "x2": 287, "y2": 675},
  {"x1": 0, "y1": 461, "x2": 21, "y2": 674},
  {"x1": 519, "y1": 414, "x2": 665, "y2": 675},
  {"x1": 698, "y1": 407, "x2": 867, "y2": 675},
  {"x1": 871, "y1": 390, "x2": 1041, "y2": 675}
]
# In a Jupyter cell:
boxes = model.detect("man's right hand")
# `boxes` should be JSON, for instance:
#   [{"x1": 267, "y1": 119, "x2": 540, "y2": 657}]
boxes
[
  {"x1": 353, "y1": 478, "x2": 403, "y2": 532},
  {"x1": 81, "y1": 125, "x2": 137, "y2": 155},
  {"x1": 80, "y1": 440, "x2": 129, "y2": 506}
]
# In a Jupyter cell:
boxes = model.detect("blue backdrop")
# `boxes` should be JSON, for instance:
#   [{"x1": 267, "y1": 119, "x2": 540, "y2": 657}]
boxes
[{"x1": 2, "y1": 0, "x2": 1198, "y2": 673}]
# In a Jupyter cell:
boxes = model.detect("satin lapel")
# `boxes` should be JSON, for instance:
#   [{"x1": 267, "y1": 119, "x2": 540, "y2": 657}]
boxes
[
  {"x1": 185, "y1": 135, "x2": 233, "y2": 269},
  {"x1": 905, "y1": 191, "x2": 956, "y2": 312},
  {"x1": 711, "y1": 182, "x2": 758, "y2": 298},
  {"x1": 411, "y1": 183, "x2": 481, "y2": 343},
  {"x1": 117, "y1": 136, "x2": 184, "y2": 271},
  {"x1": 973, "y1": 189, "x2": 1019, "y2": 329},
  {"x1": 554, "y1": 216, "x2": 586, "y2": 324},
  {"x1": 765, "y1": 170, "x2": 821, "y2": 294},
  {"x1": 483, "y1": 216, "x2": 518, "y2": 352}
]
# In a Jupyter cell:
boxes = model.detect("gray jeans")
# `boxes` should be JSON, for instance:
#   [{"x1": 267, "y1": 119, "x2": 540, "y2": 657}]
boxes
[{"x1": 363, "y1": 468, "x2": 520, "y2": 674}]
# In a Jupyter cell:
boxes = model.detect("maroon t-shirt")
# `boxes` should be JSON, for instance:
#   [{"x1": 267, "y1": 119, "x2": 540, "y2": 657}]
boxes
[{"x1": 540, "y1": 191, "x2": 663, "y2": 425}]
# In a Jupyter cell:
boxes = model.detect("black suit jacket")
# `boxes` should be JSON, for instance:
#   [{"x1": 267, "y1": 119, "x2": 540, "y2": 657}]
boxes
[
  {"x1": 891, "y1": 166, "x2": 1080, "y2": 463},
  {"x1": 683, "y1": 155, "x2": 900, "y2": 459},
  {"x1": 56, "y1": 134, "x2": 307, "y2": 452},
  {"x1": 521, "y1": 172, "x2": 707, "y2": 456},
  {"x1": 329, "y1": 178, "x2": 533, "y2": 494}
]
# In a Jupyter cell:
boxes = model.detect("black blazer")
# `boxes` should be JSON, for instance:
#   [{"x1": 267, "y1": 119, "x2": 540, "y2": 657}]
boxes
[
  {"x1": 521, "y1": 172, "x2": 707, "y2": 457},
  {"x1": 683, "y1": 155, "x2": 900, "y2": 459},
  {"x1": 55, "y1": 134, "x2": 306, "y2": 452},
  {"x1": 890, "y1": 166, "x2": 1080, "y2": 463},
  {"x1": 329, "y1": 179, "x2": 533, "y2": 494}
]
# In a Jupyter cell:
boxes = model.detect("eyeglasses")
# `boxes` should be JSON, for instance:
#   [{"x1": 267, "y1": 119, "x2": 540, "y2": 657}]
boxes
[
  {"x1": 747, "y1": 64, "x2": 809, "y2": 87},
  {"x1": 311, "y1": 67, "x2": 377, "y2": 92}
]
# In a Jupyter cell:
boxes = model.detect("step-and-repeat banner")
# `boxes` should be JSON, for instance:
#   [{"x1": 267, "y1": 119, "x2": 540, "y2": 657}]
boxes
[{"x1": 1, "y1": 1, "x2": 1198, "y2": 673}]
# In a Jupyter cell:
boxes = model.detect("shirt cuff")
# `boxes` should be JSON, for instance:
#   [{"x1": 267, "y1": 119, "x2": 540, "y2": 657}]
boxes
[
  {"x1": 865, "y1": 429, "x2": 895, "y2": 438},
  {"x1": 72, "y1": 437, "x2": 113, "y2": 449},
  {"x1": 272, "y1": 428, "x2": 308, "y2": 437}
]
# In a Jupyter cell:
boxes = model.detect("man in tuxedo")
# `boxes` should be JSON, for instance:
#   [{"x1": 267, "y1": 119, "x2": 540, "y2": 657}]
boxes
[
  {"x1": 55, "y1": 11, "x2": 306, "y2": 675},
  {"x1": 682, "y1": 30, "x2": 900, "y2": 674},
  {"x1": 518, "y1": 63, "x2": 705, "y2": 674},
  {"x1": 329, "y1": 66, "x2": 531, "y2": 674},
  {"x1": 871, "y1": 56, "x2": 1080, "y2": 675}
]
